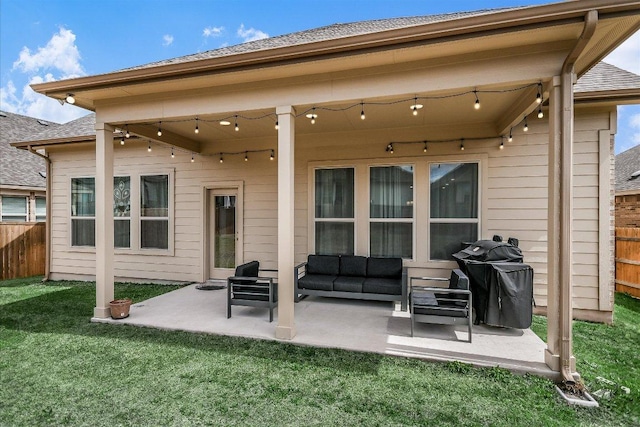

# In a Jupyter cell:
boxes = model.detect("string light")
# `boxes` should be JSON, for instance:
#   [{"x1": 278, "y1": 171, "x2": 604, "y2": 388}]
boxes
[
  {"x1": 508, "y1": 128, "x2": 513, "y2": 142},
  {"x1": 270, "y1": 150, "x2": 275, "y2": 160},
  {"x1": 191, "y1": 153, "x2": 195, "y2": 163},
  {"x1": 157, "y1": 122, "x2": 162, "y2": 137},
  {"x1": 171, "y1": 147, "x2": 175, "y2": 158},
  {"x1": 125, "y1": 126, "x2": 130, "y2": 138},
  {"x1": 536, "y1": 83, "x2": 542, "y2": 104},
  {"x1": 234, "y1": 115, "x2": 239, "y2": 132},
  {"x1": 474, "y1": 90, "x2": 480, "y2": 110},
  {"x1": 244, "y1": 151, "x2": 249, "y2": 162},
  {"x1": 386, "y1": 143, "x2": 394, "y2": 154},
  {"x1": 500, "y1": 139, "x2": 504, "y2": 150},
  {"x1": 537, "y1": 106, "x2": 544, "y2": 119},
  {"x1": 306, "y1": 108, "x2": 317, "y2": 124},
  {"x1": 120, "y1": 137, "x2": 125, "y2": 145},
  {"x1": 194, "y1": 117, "x2": 199, "y2": 134},
  {"x1": 220, "y1": 155, "x2": 224, "y2": 163},
  {"x1": 423, "y1": 141, "x2": 428, "y2": 152},
  {"x1": 411, "y1": 97, "x2": 423, "y2": 116},
  {"x1": 275, "y1": 120, "x2": 279, "y2": 130},
  {"x1": 147, "y1": 143, "x2": 152, "y2": 152},
  {"x1": 360, "y1": 102, "x2": 365, "y2": 120},
  {"x1": 460, "y1": 139, "x2": 465, "y2": 151},
  {"x1": 523, "y1": 116, "x2": 529, "y2": 132}
]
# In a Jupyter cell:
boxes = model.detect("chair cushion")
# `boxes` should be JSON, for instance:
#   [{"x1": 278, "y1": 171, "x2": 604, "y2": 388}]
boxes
[
  {"x1": 362, "y1": 277, "x2": 402, "y2": 295},
  {"x1": 449, "y1": 269, "x2": 470, "y2": 306},
  {"x1": 333, "y1": 276, "x2": 365, "y2": 293},
  {"x1": 307, "y1": 255, "x2": 340, "y2": 276},
  {"x1": 366, "y1": 257, "x2": 402, "y2": 279},
  {"x1": 231, "y1": 261, "x2": 259, "y2": 285},
  {"x1": 339, "y1": 256, "x2": 367, "y2": 277},
  {"x1": 298, "y1": 274, "x2": 335, "y2": 291}
]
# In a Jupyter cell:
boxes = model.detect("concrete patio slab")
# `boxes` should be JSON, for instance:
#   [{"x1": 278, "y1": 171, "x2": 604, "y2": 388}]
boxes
[{"x1": 93, "y1": 283, "x2": 555, "y2": 378}]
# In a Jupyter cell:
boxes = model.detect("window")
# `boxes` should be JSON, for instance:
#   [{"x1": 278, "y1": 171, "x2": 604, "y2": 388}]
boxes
[
  {"x1": 35, "y1": 197, "x2": 46, "y2": 222},
  {"x1": 140, "y1": 174, "x2": 169, "y2": 250},
  {"x1": 314, "y1": 168, "x2": 355, "y2": 255},
  {"x1": 1, "y1": 196, "x2": 28, "y2": 221},
  {"x1": 114, "y1": 176, "x2": 131, "y2": 248},
  {"x1": 370, "y1": 166, "x2": 413, "y2": 258},
  {"x1": 71, "y1": 178, "x2": 95, "y2": 246},
  {"x1": 429, "y1": 162, "x2": 479, "y2": 260}
]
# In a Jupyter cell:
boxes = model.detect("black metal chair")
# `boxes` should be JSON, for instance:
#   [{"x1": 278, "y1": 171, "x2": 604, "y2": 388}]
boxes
[
  {"x1": 227, "y1": 261, "x2": 278, "y2": 322},
  {"x1": 409, "y1": 269, "x2": 473, "y2": 342}
]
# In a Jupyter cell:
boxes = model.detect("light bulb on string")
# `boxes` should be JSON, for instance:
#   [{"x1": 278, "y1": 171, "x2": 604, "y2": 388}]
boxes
[
  {"x1": 537, "y1": 106, "x2": 544, "y2": 119},
  {"x1": 523, "y1": 117, "x2": 529, "y2": 132},
  {"x1": 171, "y1": 147, "x2": 175, "y2": 158},
  {"x1": 275, "y1": 120, "x2": 279, "y2": 130},
  {"x1": 270, "y1": 150, "x2": 275, "y2": 160},
  {"x1": 147, "y1": 143, "x2": 152, "y2": 152},
  {"x1": 194, "y1": 117, "x2": 199, "y2": 134},
  {"x1": 219, "y1": 155, "x2": 224, "y2": 163},
  {"x1": 536, "y1": 84, "x2": 542, "y2": 104},
  {"x1": 410, "y1": 97, "x2": 423, "y2": 116},
  {"x1": 306, "y1": 108, "x2": 317, "y2": 124},
  {"x1": 360, "y1": 102, "x2": 365, "y2": 120},
  {"x1": 423, "y1": 141, "x2": 428, "y2": 153},
  {"x1": 245, "y1": 152, "x2": 249, "y2": 162},
  {"x1": 191, "y1": 153, "x2": 195, "y2": 163},
  {"x1": 125, "y1": 126, "x2": 130, "y2": 138},
  {"x1": 500, "y1": 139, "x2": 504, "y2": 150},
  {"x1": 157, "y1": 122, "x2": 162, "y2": 137},
  {"x1": 508, "y1": 128, "x2": 513, "y2": 142},
  {"x1": 120, "y1": 137, "x2": 125, "y2": 146},
  {"x1": 460, "y1": 139, "x2": 465, "y2": 151},
  {"x1": 474, "y1": 90, "x2": 480, "y2": 110},
  {"x1": 234, "y1": 116, "x2": 239, "y2": 132}
]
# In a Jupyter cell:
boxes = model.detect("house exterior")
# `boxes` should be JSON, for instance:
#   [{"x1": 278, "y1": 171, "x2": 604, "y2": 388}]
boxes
[
  {"x1": 0, "y1": 111, "x2": 56, "y2": 222},
  {"x1": 614, "y1": 144, "x2": 640, "y2": 227},
  {"x1": 12, "y1": 1, "x2": 640, "y2": 377}
]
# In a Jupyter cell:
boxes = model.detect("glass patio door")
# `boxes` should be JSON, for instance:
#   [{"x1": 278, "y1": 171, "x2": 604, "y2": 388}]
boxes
[{"x1": 209, "y1": 190, "x2": 238, "y2": 279}]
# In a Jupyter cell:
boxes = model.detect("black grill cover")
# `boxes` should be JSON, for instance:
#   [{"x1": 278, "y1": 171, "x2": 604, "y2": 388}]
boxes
[{"x1": 452, "y1": 240, "x2": 523, "y2": 265}]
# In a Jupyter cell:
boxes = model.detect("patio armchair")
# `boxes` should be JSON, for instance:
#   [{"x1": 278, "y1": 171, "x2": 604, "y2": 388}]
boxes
[
  {"x1": 227, "y1": 261, "x2": 278, "y2": 322},
  {"x1": 410, "y1": 269, "x2": 472, "y2": 342}
]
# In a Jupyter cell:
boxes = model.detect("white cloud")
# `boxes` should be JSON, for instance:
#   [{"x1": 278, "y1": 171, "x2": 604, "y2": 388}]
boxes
[
  {"x1": 12, "y1": 27, "x2": 84, "y2": 78},
  {"x1": 237, "y1": 24, "x2": 269, "y2": 43},
  {"x1": 603, "y1": 30, "x2": 640, "y2": 75},
  {"x1": 203, "y1": 26, "x2": 224, "y2": 37},
  {"x1": 1, "y1": 27, "x2": 89, "y2": 123},
  {"x1": 163, "y1": 34, "x2": 174, "y2": 46}
]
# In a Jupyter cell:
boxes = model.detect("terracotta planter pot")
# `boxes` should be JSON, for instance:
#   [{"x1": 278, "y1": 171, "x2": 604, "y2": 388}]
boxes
[{"x1": 109, "y1": 299, "x2": 132, "y2": 319}]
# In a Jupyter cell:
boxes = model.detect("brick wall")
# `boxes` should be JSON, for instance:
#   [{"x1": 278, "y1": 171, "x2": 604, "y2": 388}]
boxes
[{"x1": 615, "y1": 194, "x2": 640, "y2": 227}]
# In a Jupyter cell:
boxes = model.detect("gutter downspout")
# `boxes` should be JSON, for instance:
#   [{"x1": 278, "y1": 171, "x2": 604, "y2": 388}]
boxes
[
  {"x1": 558, "y1": 10, "x2": 598, "y2": 384},
  {"x1": 27, "y1": 146, "x2": 51, "y2": 281}
]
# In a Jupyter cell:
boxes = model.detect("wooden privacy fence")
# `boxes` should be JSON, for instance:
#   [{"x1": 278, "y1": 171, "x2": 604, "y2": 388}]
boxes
[
  {"x1": 0, "y1": 222, "x2": 46, "y2": 280},
  {"x1": 616, "y1": 227, "x2": 640, "y2": 298}
]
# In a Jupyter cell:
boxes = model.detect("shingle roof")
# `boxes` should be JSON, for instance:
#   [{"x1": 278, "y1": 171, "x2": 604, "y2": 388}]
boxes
[
  {"x1": 616, "y1": 144, "x2": 640, "y2": 193},
  {"x1": 123, "y1": 9, "x2": 514, "y2": 72},
  {"x1": 575, "y1": 62, "x2": 640, "y2": 93},
  {"x1": 0, "y1": 111, "x2": 60, "y2": 189},
  {"x1": 18, "y1": 113, "x2": 96, "y2": 142}
]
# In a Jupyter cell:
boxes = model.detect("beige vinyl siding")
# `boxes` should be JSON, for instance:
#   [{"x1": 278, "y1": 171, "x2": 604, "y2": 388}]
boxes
[{"x1": 47, "y1": 106, "x2": 613, "y2": 317}]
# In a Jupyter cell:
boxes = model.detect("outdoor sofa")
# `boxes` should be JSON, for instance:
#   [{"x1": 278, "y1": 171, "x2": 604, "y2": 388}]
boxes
[{"x1": 294, "y1": 254, "x2": 408, "y2": 311}]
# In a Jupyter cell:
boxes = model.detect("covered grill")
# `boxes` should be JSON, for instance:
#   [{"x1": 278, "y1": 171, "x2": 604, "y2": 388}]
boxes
[{"x1": 452, "y1": 239, "x2": 534, "y2": 329}]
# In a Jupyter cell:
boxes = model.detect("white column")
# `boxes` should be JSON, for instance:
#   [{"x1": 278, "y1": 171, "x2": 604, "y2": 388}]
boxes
[
  {"x1": 94, "y1": 122, "x2": 115, "y2": 318},
  {"x1": 275, "y1": 105, "x2": 296, "y2": 340}
]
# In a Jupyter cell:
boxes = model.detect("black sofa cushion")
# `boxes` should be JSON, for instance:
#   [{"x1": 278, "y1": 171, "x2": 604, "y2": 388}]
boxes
[
  {"x1": 298, "y1": 274, "x2": 335, "y2": 291},
  {"x1": 231, "y1": 261, "x2": 259, "y2": 285},
  {"x1": 339, "y1": 255, "x2": 367, "y2": 277},
  {"x1": 307, "y1": 255, "x2": 340, "y2": 276},
  {"x1": 366, "y1": 257, "x2": 402, "y2": 279},
  {"x1": 363, "y1": 277, "x2": 401, "y2": 295},
  {"x1": 334, "y1": 276, "x2": 365, "y2": 293}
]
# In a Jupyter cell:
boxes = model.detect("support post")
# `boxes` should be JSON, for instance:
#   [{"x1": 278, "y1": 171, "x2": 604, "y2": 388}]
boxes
[
  {"x1": 94, "y1": 122, "x2": 115, "y2": 318},
  {"x1": 275, "y1": 106, "x2": 296, "y2": 340}
]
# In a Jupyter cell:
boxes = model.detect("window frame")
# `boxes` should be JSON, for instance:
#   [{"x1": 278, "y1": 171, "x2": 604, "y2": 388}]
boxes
[
  {"x1": 139, "y1": 173, "x2": 171, "y2": 251},
  {"x1": 312, "y1": 166, "x2": 356, "y2": 256},
  {"x1": 368, "y1": 164, "x2": 415, "y2": 260},
  {"x1": 70, "y1": 176, "x2": 96, "y2": 247},
  {"x1": 427, "y1": 160, "x2": 481, "y2": 262},
  {"x1": 0, "y1": 196, "x2": 29, "y2": 222}
]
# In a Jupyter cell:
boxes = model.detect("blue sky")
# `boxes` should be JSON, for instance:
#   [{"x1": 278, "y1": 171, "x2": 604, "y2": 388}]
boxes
[{"x1": 1, "y1": 0, "x2": 638, "y2": 153}]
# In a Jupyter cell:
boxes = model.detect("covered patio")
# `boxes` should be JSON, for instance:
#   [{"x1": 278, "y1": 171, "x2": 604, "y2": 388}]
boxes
[{"x1": 93, "y1": 283, "x2": 553, "y2": 377}]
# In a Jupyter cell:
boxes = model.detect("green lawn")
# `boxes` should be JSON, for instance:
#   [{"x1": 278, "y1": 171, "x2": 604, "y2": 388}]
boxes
[{"x1": 1, "y1": 276, "x2": 638, "y2": 427}]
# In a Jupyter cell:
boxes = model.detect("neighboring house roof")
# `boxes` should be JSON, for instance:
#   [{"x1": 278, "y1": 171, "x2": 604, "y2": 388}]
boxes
[
  {"x1": 575, "y1": 62, "x2": 640, "y2": 104},
  {"x1": 0, "y1": 111, "x2": 59, "y2": 189},
  {"x1": 16, "y1": 113, "x2": 97, "y2": 145},
  {"x1": 615, "y1": 144, "x2": 640, "y2": 194},
  {"x1": 123, "y1": 10, "x2": 511, "y2": 72}
]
